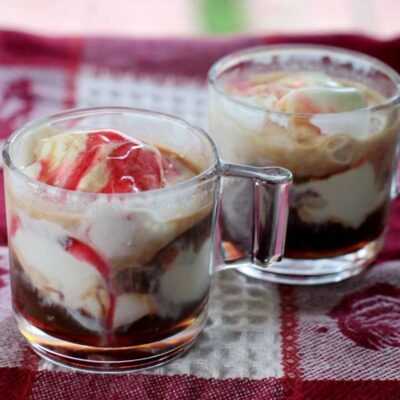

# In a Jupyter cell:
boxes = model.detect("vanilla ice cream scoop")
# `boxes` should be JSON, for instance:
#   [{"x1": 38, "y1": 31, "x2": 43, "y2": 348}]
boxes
[
  {"x1": 23, "y1": 130, "x2": 166, "y2": 193},
  {"x1": 227, "y1": 72, "x2": 367, "y2": 114},
  {"x1": 230, "y1": 82, "x2": 289, "y2": 109},
  {"x1": 276, "y1": 87, "x2": 366, "y2": 114},
  {"x1": 274, "y1": 72, "x2": 341, "y2": 90}
]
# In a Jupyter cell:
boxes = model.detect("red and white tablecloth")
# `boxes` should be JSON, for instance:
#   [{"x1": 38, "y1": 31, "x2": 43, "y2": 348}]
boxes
[{"x1": 0, "y1": 31, "x2": 400, "y2": 399}]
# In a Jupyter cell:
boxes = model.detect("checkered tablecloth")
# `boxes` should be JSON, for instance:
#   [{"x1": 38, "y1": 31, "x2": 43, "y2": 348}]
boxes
[{"x1": 1, "y1": 31, "x2": 400, "y2": 399}]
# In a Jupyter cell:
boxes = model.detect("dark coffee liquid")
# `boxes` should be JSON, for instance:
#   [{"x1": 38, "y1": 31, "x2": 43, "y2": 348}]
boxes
[
  {"x1": 219, "y1": 179, "x2": 388, "y2": 260},
  {"x1": 285, "y1": 204, "x2": 388, "y2": 259},
  {"x1": 11, "y1": 215, "x2": 212, "y2": 348}
]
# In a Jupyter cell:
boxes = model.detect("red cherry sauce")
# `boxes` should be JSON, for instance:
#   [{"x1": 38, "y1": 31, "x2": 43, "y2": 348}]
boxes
[
  {"x1": 38, "y1": 130, "x2": 165, "y2": 193},
  {"x1": 63, "y1": 237, "x2": 116, "y2": 341}
]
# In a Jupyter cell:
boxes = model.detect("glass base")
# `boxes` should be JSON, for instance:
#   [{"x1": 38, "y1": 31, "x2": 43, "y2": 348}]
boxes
[
  {"x1": 238, "y1": 235, "x2": 384, "y2": 285},
  {"x1": 16, "y1": 310, "x2": 207, "y2": 373}
]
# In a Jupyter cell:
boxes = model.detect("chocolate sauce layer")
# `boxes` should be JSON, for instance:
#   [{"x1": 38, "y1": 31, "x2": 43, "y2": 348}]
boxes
[
  {"x1": 285, "y1": 204, "x2": 388, "y2": 259},
  {"x1": 219, "y1": 176, "x2": 389, "y2": 261}
]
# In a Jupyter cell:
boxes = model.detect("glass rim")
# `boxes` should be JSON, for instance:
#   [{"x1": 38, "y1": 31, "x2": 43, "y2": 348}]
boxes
[
  {"x1": 2, "y1": 106, "x2": 220, "y2": 198},
  {"x1": 208, "y1": 44, "x2": 400, "y2": 118}
]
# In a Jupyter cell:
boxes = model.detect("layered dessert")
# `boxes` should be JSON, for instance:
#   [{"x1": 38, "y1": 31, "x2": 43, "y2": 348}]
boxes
[
  {"x1": 210, "y1": 70, "x2": 398, "y2": 259},
  {"x1": 6, "y1": 128, "x2": 213, "y2": 347}
]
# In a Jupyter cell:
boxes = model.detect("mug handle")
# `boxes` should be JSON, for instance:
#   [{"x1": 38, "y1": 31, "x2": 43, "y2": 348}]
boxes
[
  {"x1": 391, "y1": 142, "x2": 400, "y2": 199},
  {"x1": 214, "y1": 163, "x2": 292, "y2": 272}
]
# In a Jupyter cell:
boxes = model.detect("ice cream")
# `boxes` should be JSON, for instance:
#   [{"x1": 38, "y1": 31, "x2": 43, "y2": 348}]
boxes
[
  {"x1": 228, "y1": 72, "x2": 369, "y2": 114},
  {"x1": 7, "y1": 127, "x2": 213, "y2": 346},
  {"x1": 23, "y1": 130, "x2": 166, "y2": 193},
  {"x1": 210, "y1": 68, "x2": 397, "y2": 258}
]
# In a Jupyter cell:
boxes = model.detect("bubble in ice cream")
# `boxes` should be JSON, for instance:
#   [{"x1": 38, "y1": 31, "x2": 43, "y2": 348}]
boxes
[{"x1": 23, "y1": 130, "x2": 166, "y2": 193}]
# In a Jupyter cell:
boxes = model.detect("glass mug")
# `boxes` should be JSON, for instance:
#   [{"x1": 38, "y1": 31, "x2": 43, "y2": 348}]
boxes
[
  {"x1": 3, "y1": 107, "x2": 291, "y2": 372},
  {"x1": 208, "y1": 45, "x2": 400, "y2": 285}
]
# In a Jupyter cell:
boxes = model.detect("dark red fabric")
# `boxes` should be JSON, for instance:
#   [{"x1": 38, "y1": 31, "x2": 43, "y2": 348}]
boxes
[
  {"x1": 377, "y1": 199, "x2": 400, "y2": 263},
  {"x1": 264, "y1": 34, "x2": 400, "y2": 74},
  {"x1": 83, "y1": 34, "x2": 400, "y2": 78},
  {"x1": 3, "y1": 30, "x2": 399, "y2": 78},
  {"x1": 293, "y1": 380, "x2": 400, "y2": 400},
  {"x1": 17, "y1": 372, "x2": 400, "y2": 400},
  {"x1": 0, "y1": 171, "x2": 5, "y2": 245},
  {"x1": 0, "y1": 30, "x2": 82, "y2": 67}
]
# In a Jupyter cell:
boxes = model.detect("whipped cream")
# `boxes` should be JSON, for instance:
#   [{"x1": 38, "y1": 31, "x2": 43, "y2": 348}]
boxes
[
  {"x1": 12, "y1": 214, "x2": 109, "y2": 325},
  {"x1": 294, "y1": 162, "x2": 386, "y2": 228},
  {"x1": 157, "y1": 238, "x2": 211, "y2": 319},
  {"x1": 113, "y1": 294, "x2": 155, "y2": 329}
]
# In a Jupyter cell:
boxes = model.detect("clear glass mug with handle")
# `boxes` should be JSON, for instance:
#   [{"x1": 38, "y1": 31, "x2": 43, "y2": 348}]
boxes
[
  {"x1": 3, "y1": 107, "x2": 292, "y2": 372},
  {"x1": 208, "y1": 45, "x2": 400, "y2": 285}
]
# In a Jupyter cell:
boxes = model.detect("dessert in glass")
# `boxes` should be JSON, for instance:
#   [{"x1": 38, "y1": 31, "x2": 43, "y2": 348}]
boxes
[
  {"x1": 208, "y1": 46, "x2": 400, "y2": 284},
  {"x1": 3, "y1": 107, "x2": 291, "y2": 372}
]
